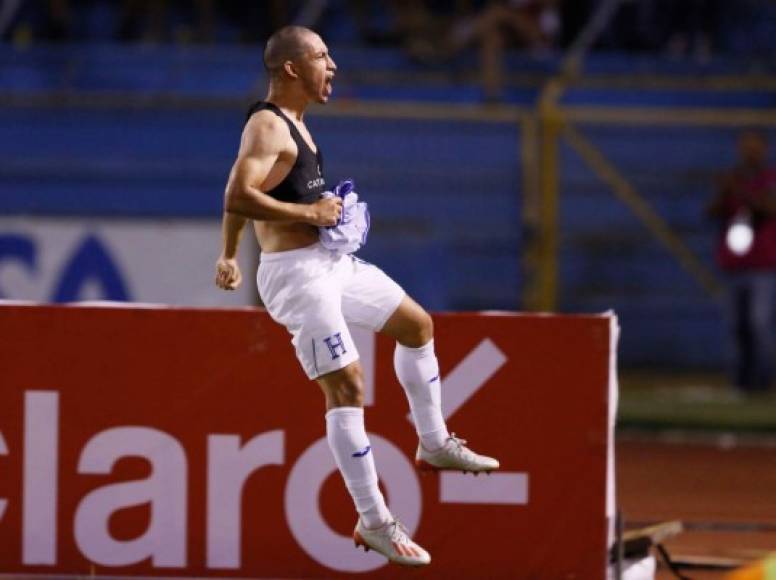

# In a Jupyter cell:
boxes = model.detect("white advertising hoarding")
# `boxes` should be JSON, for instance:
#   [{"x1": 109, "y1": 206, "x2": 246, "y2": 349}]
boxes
[{"x1": 0, "y1": 218, "x2": 259, "y2": 306}]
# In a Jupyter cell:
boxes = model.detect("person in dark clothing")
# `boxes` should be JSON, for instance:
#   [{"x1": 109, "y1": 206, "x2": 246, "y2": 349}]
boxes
[{"x1": 708, "y1": 130, "x2": 776, "y2": 393}]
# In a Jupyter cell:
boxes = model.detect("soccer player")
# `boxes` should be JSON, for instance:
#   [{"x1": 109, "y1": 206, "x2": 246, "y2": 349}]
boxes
[{"x1": 215, "y1": 25, "x2": 499, "y2": 566}]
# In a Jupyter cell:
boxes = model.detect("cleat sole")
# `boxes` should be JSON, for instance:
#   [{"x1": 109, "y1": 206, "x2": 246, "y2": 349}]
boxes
[{"x1": 416, "y1": 458, "x2": 498, "y2": 475}]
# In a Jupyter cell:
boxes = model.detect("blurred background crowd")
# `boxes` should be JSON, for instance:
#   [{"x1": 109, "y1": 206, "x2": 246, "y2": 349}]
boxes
[
  {"x1": 3, "y1": 0, "x2": 776, "y2": 58},
  {"x1": 2, "y1": 1, "x2": 774, "y2": 108}
]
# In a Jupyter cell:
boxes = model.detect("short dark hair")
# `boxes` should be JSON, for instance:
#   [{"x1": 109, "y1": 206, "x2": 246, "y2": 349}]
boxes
[{"x1": 263, "y1": 26, "x2": 316, "y2": 78}]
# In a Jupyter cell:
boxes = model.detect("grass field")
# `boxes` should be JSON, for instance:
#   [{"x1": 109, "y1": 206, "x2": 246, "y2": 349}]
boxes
[{"x1": 618, "y1": 371, "x2": 776, "y2": 433}]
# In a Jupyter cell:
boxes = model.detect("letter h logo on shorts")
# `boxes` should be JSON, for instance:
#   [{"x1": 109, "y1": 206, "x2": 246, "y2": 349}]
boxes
[{"x1": 323, "y1": 332, "x2": 347, "y2": 360}]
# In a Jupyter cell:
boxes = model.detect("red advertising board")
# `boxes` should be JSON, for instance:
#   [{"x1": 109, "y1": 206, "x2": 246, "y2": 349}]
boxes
[{"x1": 0, "y1": 304, "x2": 615, "y2": 578}]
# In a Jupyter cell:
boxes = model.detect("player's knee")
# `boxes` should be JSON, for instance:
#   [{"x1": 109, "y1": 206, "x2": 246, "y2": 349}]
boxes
[
  {"x1": 412, "y1": 310, "x2": 434, "y2": 347},
  {"x1": 321, "y1": 363, "x2": 365, "y2": 407},
  {"x1": 338, "y1": 376, "x2": 365, "y2": 407},
  {"x1": 417, "y1": 310, "x2": 434, "y2": 344},
  {"x1": 400, "y1": 310, "x2": 433, "y2": 348}
]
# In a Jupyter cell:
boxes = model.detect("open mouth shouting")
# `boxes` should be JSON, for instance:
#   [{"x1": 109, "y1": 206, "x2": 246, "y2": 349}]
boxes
[{"x1": 323, "y1": 73, "x2": 335, "y2": 98}]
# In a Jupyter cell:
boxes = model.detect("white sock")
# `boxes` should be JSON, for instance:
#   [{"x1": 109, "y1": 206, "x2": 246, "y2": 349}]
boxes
[
  {"x1": 394, "y1": 339, "x2": 450, "y2": 451},
  {"x1": 325, "y1": 407, "x2": 391, "y2": 529}
]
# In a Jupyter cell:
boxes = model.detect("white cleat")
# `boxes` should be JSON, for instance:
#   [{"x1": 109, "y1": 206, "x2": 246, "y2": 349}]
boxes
[
  {"x1": 353, "y1": 518, "x2": 431, "y2": 567},
  {"x1": 416, "y1": 433, "x2": 500, "y2": 474}
]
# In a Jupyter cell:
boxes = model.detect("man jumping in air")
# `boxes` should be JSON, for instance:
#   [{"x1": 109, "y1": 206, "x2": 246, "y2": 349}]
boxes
[{"x1": 215, "y1": 25, "x2": 499, "y2": 567}]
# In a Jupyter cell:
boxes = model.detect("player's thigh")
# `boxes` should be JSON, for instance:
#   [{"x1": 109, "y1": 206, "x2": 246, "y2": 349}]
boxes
[
  {"x1": 288, "y1": 293, "x2": 359, "y2": 380},
  {"x1": 260, "y1": 262, "x2": 359, "y2": 380},
  {"x1": 380, "y1": 294, "x2": 433, "y2": 347},
  {"x1": 341, "y1": 256, "x2": 432, "y2": 347},
  {"x1": 341, "y1": 256, "x2": 406, "y2": 332}
]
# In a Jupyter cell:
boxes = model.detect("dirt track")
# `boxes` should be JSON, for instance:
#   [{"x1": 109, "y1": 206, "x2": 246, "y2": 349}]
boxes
[{"x1": 617, "y1": 436, "x2": 776, "y2": 579}]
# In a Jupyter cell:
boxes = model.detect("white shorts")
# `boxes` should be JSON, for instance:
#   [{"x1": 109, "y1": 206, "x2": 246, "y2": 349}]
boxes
[{"x1": 257, "y1": 242, "x2": 406, "y2": 380}]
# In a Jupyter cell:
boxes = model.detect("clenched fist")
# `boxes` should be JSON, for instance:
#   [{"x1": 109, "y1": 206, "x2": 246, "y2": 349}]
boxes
[
  {"x1": 215, "y1": 255, "x2": 242, "y2": 290},
  {"x1": 308, "y1": 196, "x2": 343, "y2": 227}
]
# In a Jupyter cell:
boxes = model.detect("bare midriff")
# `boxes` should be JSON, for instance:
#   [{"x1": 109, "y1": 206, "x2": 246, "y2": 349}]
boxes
[{"x1": 254, "y1": 221, "x2": 318, "y2": 253}]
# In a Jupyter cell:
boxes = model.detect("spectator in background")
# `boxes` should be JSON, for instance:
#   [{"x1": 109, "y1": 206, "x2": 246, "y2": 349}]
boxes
[
  {"x1": 351, "y1": 0, "x2": 558, "y2": 101},
  {"x1": 707, "y1": 130, "x2": 776, "y2": 394},
  {"x1": 116, "y1": 0, "x2": 215, "y2": 44},
  {"x1": 347, "y1": 1, "x2": 468, "y2": 60},
  {"x1": 658, "y1": 0, "x2": 720, "y2": 61},
  {"x1": 446, "y1": 0, "x2": 560, "y2": 101},
  {"x1": 116, "y1": 0, "x2": 172, "y2": 43},
  {"x1": 218, "y1": 0, "x2": 290, "y2": 44},
  {"x1": 24, "y1": 0, "x2": 217, "y2": 44}
]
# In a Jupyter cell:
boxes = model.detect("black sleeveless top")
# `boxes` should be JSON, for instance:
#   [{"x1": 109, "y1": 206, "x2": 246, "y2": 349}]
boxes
[{"x1": 246, "y1": 101, "x2": 326, "y2": 205}]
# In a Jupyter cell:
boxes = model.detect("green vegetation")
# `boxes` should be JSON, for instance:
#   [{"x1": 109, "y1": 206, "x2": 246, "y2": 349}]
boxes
[{"x1": 617, "y1": 372, "x2": 776, "y2": 432}]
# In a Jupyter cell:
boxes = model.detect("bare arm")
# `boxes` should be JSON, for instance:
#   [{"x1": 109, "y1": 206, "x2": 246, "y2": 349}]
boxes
[
  {"x1": 223, "y1": 112, "x2": 340, "y2": 224},
  {"x1": 215, "y1": 212, "x2": 246, "y2": 290},
  {"x1": 221, "y1": 211, "x2": 247, "y2": 260}
]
